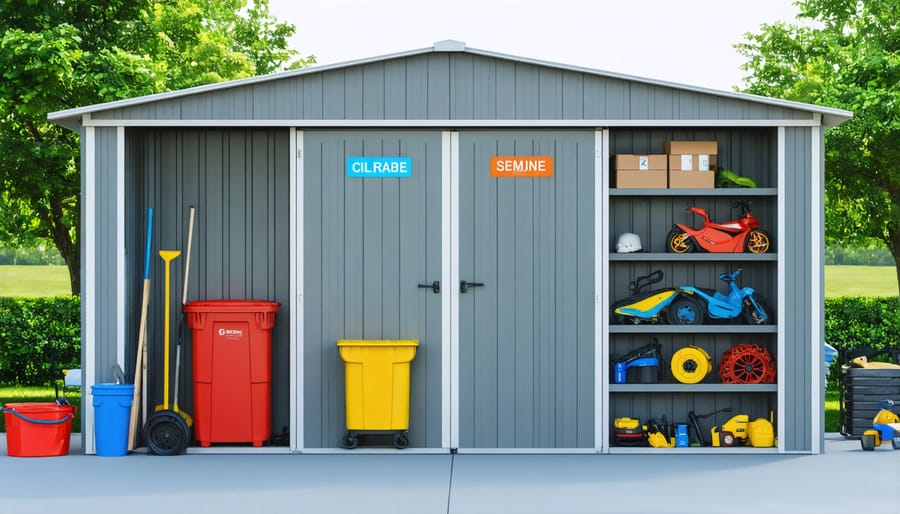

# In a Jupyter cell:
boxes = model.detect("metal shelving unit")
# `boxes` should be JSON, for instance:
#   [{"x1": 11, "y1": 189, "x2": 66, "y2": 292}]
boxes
[{"x1": 606, "y1": 142, "x2": 780, "y2": 453}]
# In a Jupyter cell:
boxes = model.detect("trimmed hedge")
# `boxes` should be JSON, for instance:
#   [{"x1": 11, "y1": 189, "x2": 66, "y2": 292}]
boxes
[
  {"x1": 0, "y1": 295, "x2": 895, "y2": 389},
  {"x1": 824, "y1": 296, "x2": 900, "y2": 387},
  {"x1": 825, "y1": 296, "x2": 900, "y2": 350},
  {"x1": 0, "y1": 297, "x2": 80, "y2": 386}
]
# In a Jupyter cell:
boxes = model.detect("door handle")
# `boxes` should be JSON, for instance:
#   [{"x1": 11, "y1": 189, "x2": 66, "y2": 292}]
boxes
[
  {"x1": 460, "y1": 280, "x2": 484, "y2": 294},
  {"x1": 418, "y1": 281, "x2": 440, "y2": 294}
]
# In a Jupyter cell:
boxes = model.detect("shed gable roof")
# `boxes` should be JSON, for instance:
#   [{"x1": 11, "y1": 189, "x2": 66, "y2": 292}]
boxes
[{"x1": 49, "y1": 40, "x2": 851, "y2": 130}]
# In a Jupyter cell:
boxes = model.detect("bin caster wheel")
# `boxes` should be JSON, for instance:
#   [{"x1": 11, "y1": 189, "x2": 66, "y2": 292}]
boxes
[
  {"x1": 393, "y1": 431, "x2": 409, "y2": 449},
  {"x1": 144, "y1": 410, "x2": 190, "y2": 456},
  {"x1": 342, "y1": 432, "x2": 358, "y2": 449}
]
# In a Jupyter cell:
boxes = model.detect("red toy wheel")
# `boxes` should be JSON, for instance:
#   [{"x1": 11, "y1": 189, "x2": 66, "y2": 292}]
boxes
[
  {"x1": 719, "y1": 344, "x2": 775, "y2": 384},
  {"x1": 731, "y1": 351, "x2": 767, "y2": 383}
]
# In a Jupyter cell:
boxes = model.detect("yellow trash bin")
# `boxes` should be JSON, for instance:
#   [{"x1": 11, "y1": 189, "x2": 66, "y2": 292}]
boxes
[{"x1": 337, "y1": 339, "x2": 418, "y2": 449}]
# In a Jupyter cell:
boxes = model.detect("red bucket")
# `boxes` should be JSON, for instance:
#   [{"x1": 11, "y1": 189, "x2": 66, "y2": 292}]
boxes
[{"x1": 2, "y1": 402, "x2": 76, "y2": 457}]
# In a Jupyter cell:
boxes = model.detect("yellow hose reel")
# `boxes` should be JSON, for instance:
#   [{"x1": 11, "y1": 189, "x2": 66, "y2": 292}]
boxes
[{"x1": 671, "y1": 346, "x2": 712, "y2": 384}]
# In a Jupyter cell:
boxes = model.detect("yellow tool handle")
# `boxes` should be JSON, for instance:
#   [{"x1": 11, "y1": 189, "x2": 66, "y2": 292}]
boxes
[{"x1": 159, "y1": 250, "x2": 181, "y2": 410}]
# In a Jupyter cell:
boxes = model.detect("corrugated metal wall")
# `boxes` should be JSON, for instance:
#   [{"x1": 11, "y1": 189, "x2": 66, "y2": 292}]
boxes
[
  {"x1": 457, "y1": 130, "x2": 595, "y2": 449},
  {"x1": 87, "y1": 127, "x2": 122, "y2": 384},
  {"x1": 126, "y1": 128, "x2": 292, "y2": 444},
  {"x1": 93, "y1": 54, "x2": 812, "y2": 123},
  {"x1": 783, "y1": 127, "x2": 813, "y2": 452}
]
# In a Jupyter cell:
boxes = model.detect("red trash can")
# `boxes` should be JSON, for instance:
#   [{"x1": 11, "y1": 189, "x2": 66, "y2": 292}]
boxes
[{"x1": 183, "y1": 300, "x2": 281, "y2": 447}]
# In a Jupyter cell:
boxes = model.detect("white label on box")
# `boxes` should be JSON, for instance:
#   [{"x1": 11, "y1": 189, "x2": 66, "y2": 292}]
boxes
[
  {"x1": 639, "y1": 156, "x2": 649, "y2": 170},
  {"x1": 698, "y1": 154, "x2": 710, "y2": 171},
  {"x1": 680, "y1": 154, "x2": 693, "y2": 171}
]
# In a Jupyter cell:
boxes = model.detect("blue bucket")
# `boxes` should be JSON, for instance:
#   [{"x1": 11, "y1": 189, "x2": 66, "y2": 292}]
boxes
[{"x1": 91, "y1": 384, "x2": 134, "y2": 456}]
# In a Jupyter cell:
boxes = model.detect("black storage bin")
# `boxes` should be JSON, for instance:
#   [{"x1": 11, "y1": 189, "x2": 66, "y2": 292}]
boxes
[{"x1": 839, "y1": 348, "x2": 900, "y2": 437}]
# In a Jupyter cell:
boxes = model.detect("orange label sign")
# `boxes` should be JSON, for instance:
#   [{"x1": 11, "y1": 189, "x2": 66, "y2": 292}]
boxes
[{"x1": 490, "y1": 156, "x2": 554, "y2": 178}]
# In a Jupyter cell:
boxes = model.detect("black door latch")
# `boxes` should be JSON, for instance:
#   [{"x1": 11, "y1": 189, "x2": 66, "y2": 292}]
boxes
[
  {"x1": 418, "y1": 281, "x2": 440, "y2": 294},
  {"x1": 459, "y1": 280, "x2": 484, "y2": 294}
]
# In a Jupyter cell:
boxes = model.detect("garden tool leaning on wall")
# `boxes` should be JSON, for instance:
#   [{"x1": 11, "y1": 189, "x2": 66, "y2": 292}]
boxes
[{"x1": 143, "y1": 207, "x2": 196, "y2": 455}]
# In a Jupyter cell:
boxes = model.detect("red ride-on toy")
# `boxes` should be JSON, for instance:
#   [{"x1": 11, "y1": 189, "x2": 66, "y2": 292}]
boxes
[{"x1": 666, "y1": 200, "x2": 771, "y2": 254}]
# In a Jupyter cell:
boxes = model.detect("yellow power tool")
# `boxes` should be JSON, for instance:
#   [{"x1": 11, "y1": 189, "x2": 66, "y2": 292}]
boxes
[
  {"x1": 711, "y1": 414, "x2": 749, "y2": 447},
  {"x1": 710, "y1": 414, "x2": 776, "y2": 447}
]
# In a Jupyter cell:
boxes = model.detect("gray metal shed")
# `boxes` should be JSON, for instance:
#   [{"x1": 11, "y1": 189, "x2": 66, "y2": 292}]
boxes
[{"x1": 50, "y1": 40, "x2": 851, "y2": 455}]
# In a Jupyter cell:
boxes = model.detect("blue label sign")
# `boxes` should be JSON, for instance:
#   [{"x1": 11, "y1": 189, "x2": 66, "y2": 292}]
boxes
[{"x1": 346, "y1": 157, "x2": 412, "y2": 178}]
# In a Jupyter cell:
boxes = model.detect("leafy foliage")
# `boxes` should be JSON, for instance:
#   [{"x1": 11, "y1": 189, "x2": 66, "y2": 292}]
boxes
[
  {"x1": 736, "y1": 0, "x2": 900, "y2": 291},
  {"x1": 0, "y1": 1, "x2": 314, "y2": 294},
  {"x1": 824, "y1": 296, "x2": 900, "y2": 387},
  {"x1": 0, "y1": 190, "x2": 45, "y2": 258},
  {"x1": 0, "y1": 297, "x2": 80, "y2": 386}
]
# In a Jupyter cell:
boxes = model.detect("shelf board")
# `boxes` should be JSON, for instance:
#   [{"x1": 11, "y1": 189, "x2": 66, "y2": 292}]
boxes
[
  {"x1": 607, "y1": 446, "x2": 779, "y2": 454},
  {"x1": 610, "y1": 253, "x2": 777, "y2": 262},
  {"x1": 610, "y1": 188, "x2": 777, "y2": 197},
  {"x1": 609, "y1": 384, "x2": 777, "y2": 393},
  {"x1": 609, "y1": 325, "x2": 777, "y2": 334}
]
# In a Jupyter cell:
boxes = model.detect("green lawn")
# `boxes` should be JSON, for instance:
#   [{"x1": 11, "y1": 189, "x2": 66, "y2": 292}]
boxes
[
  {"x1": 0, "y1": 265, "x2": 70, "y2": 297},
  {"x1": 825, "y1": 265, "x2": 898, "y2": 297},
  {"x1": 824, "y1": 390, "x2": 839, "y2": 433}
]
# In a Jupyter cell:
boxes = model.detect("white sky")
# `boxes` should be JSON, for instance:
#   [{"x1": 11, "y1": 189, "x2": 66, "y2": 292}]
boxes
[{"x1": 268, "y1": 0, "x2": 801, "y2": 92}]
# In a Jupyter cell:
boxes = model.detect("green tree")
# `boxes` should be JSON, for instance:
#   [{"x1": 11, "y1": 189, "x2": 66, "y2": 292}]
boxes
[
  {"x1": 0, "y1": 190, "x2": 43, "y2": 265},
  {"x1": 736, "y1": 0, "x2": 899, "y2": 292},
  {"x1": 0, "y1": 0, "x2": 313, "y2": 294}
]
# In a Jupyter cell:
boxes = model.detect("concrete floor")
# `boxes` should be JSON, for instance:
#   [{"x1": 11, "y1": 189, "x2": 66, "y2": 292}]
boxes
[{"x1": 1, "y1": 434, "x2": 897, "y2": 514}]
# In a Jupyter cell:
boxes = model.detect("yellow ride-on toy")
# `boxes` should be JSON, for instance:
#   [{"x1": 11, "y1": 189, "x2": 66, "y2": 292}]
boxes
[{"x1": 860, "y1": 399, "x2": 900, "y2": 451}]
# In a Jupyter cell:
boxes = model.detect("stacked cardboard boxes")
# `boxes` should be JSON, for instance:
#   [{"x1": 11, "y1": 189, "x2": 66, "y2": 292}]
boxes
[
  {"x1": 665, "y1": 141, "x2": 717, "y2": 188},
  {"x1": 614, "y1": 154, "x2": 668, "y2": 188}
]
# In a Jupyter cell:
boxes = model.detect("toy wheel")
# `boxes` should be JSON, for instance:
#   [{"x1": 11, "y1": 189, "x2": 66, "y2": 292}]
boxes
[
  {"x1": 719, "y1": 344, "x2": 775, "y2": 384},
  {"x1": 342, "y1": 432, "x2": 359, "y2": 449},
  {"x1": 745, "y1": 229, "x2": 771, "y2": 254},
  {"x1": 666, "y1": 296, "x2": 704, "y2": 325},
  {"x1": 666, "y1": 228, "x2": 693, "y2": 253},
  {"x1": 731, "y1": 352, "x2": 767, "y2": 384},
  {"x1": 721, "y1": 432, "x2": 735, "y2": 446},
  {"x1": 742, "y1": 296, "x2": 772, "y2": 325},
  {"x1": 892, "y1": 435, "x2": 900, "y2": 450},
  {"x1": 860, "y1": 432, "x2": 876, "y2": 451},
  {"x1": 144, "y1": 411, "x2": 190, "y2": 456},
  {"x1": 393, "y1": 431, "x2": 409, "y2": 449}
]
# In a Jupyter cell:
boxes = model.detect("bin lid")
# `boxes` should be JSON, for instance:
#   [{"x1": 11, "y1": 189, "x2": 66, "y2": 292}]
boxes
[
  {"x1": 184, "y1": 300, "x2": 281, "y2": 313},
  {"x1": 337, "y1": 339, "x2": 419, "y2": 347}
]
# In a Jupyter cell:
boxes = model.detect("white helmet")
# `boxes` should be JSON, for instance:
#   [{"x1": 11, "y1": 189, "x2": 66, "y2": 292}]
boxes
[{"x1": 616, "y1": 233, "x2": 643, "y2": 253}]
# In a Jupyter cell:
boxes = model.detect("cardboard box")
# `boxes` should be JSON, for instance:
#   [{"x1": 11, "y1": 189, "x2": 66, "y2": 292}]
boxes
[
  {"x1": 669, "y1": 169, "x2": 715, "y2": 188},
  {"x1": 615, "y1": 154, "x2": 667, "y2": 171},
  {"x1": 617, "y1": 169, "x2": 668, "y2": 188},
  {"x1": 668, "y1": 153, "x2": 718, "y2": 172},
  {"x1": 664, "y1": 141, "x2": 718, "y2": 156},
  {"x1": 614, "y1": 154, "x2": 668, "y2": 188},
  {"x1": 665, "y1": 141, "x2": 718, "y2": 171}
]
